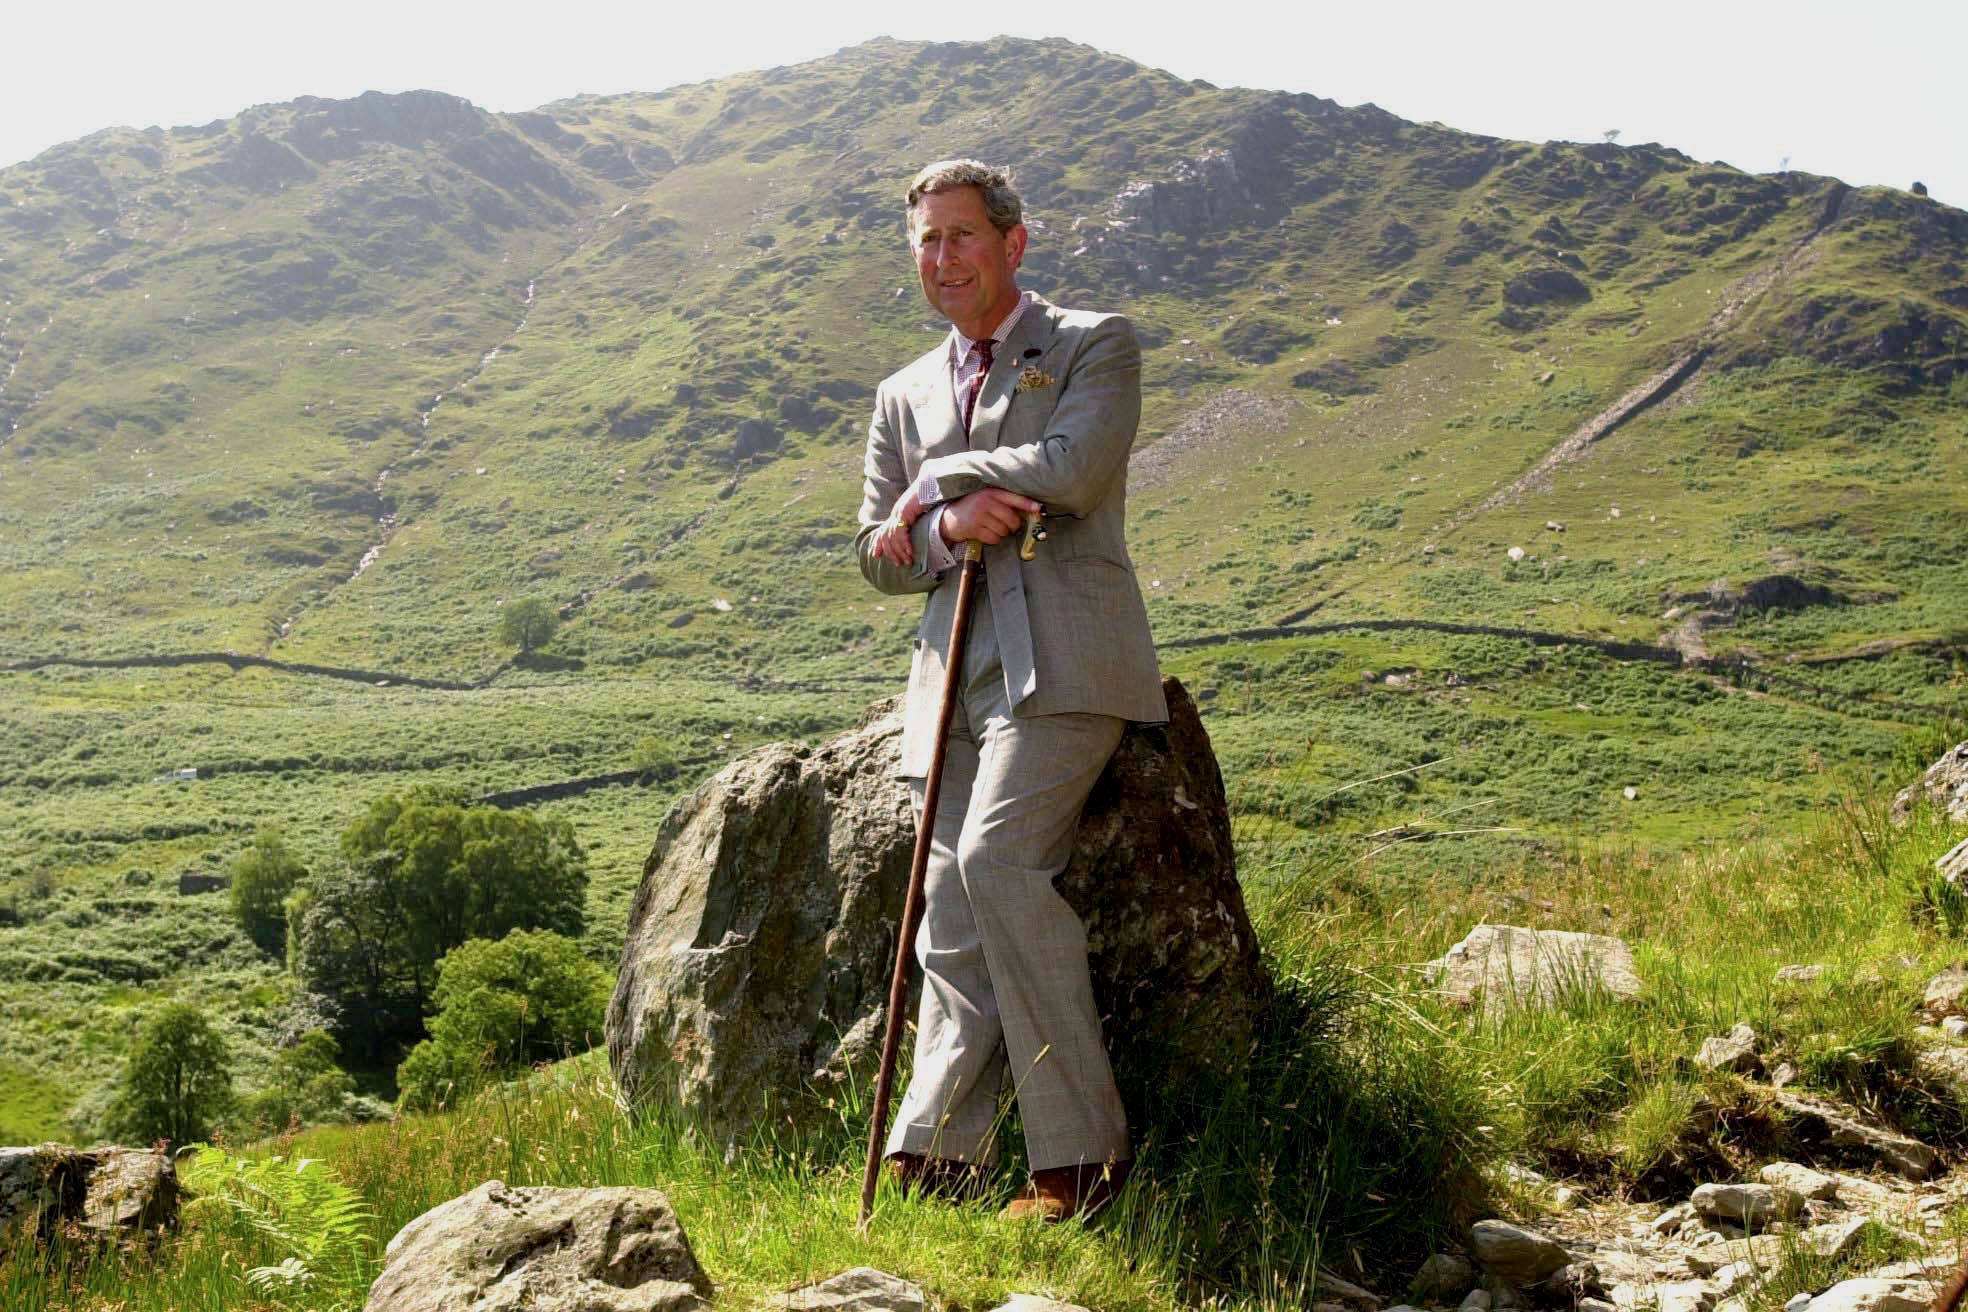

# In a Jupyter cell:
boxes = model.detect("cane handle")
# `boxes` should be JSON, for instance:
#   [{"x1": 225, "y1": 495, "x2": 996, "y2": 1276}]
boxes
[{"x1": 1019, "y1": 509, "x2": 1047, "y2": 561}]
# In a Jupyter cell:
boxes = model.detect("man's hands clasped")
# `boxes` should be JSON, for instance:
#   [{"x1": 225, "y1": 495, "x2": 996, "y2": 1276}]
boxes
[{"x1": 873, "y1": 487, "x2": 1043, "y2": 569}]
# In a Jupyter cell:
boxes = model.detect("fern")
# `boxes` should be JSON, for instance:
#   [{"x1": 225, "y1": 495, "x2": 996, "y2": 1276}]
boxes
[{"x1": 180, "y1": 1148, "x2": 374, "y2": 1303}]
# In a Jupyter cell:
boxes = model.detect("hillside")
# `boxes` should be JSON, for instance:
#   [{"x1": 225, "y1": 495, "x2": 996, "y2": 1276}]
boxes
[{"x1": 2, "y1": 35, "x2": 1966, "y2": 1142}]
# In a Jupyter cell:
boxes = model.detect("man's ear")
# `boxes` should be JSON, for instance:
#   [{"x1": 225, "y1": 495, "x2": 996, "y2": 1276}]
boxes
[{"x1": 1005, "y1": 223, "x2": 1028, "y2": 270}]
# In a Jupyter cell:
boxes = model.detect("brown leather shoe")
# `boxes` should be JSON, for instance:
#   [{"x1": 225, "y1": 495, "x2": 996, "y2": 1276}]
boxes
[
  {"x1": 1001, "y1": 1158, "x2": 1132, "y2": 1222},
  {"x1": 886, "y1": 1152, "x2": 986, "y2": 1202}
]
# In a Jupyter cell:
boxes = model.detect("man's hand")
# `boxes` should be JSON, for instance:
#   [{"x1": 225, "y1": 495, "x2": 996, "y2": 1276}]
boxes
[
  {"x1": 871, "y1": 488, "x2": 925, "y2": 568},
  {"x1": 940, "y1": 487, "x2": 1042, "y2": 546}
]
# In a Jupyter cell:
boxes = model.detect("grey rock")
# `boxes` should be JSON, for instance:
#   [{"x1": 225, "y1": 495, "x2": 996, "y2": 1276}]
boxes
[
  {"x1": 1891, "y1": 740, "x2": 1968, "y2": 824},
  {"x1": 1711, "y1": 1262, "x2": 1756, "y2": 1296},
  {"x1": 1691, "y1": 1182, "x2": 1803, "y2": 1228},
  {"x1": 1411, "y1": 1252, "x2": 1475, "y2": 1301},
  {"x1": 1535, "y1": 1261, "x2": 1605, "y2": 1303},
  {"x1": 1940, "y1": 837, "x2": 1968, "y2": 887},
  {"x1": 1804, "y1": 1279, "x2": 1928, "y2": 1312},
  {"x1": 1, "y1": 1144, "x2": 176, "y2": 1255},
  {"x1": 1924, "y1": 965, "x2": 1968, "y2": 1020},
  {"x1": 80, "y1": 1147, "x2": 177, "y2": 1234},
  {"x1": 1579, "y1": 1301, "x2": 1617, "y2": 1312},
  {"x1": 1758, "y1": 1162, "x2": 1839, "y2": 1202},
  {"x1": 1425, "y1": 926, "x2": 1641, "y2": 1014},
  {"x1": 1774, "y1": 964, "x2": 1825, "y2": 984},
  {"x1": 1946, "y1": 1016, "x2": 1968, "y2": 1039},
  {"x1": 607, "y1": 680, "x2": 1270, "y2": 1144},
  {"x1": 364, "y1": 1180, "x2": 711, "y2": 1312},
  {"x1": 987, "y1": 1298, "x2": 1090, "y2": 1312},
  {"x1": 1694, "y1": 1024, "x2": 1760, "y2": 1073},
  {"x1": 779, "y1": 1267, "x2": 924, "y2": 1312},
  {"x1": 1785, "y1": 1296, "x2": 1813, "y2": 1312},
  {"x1": 1773, "y1": 1093, "x2": 1940, "y2": 1178},
  {"x1": 1651, "y1": 1201, "x2": 1695, "y2": 1235},
  {"x1": 1460, "y1": 1290, "x2": 1494, "y2": 1312},
  {"x1": 1469, "y1": 1218, "x2": 1568, "y2": 1285},
  {"x1": 1654, "y1": 1280, "x2": 1717, "y2": 1312}
]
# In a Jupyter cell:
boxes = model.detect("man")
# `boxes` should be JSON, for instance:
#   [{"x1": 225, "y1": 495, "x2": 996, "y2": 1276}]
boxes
[{"x1": 854, "y1": 158, "x2": 1167, "y2": 1221}]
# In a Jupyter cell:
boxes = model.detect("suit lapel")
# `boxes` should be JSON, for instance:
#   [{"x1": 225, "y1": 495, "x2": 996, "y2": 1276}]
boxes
[
  {"x1": 965, "y1": 298, "x2": 1057, "y2": 452},
  {"x1": 904, "y1": 337, "x2": 965, "y2": 462}
]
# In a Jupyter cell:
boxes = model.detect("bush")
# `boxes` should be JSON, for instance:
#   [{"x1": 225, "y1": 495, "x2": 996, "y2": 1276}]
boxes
[
  {"x1": 106, "y1": 1002, "x2": 234, "y2": 1146},
  {"x1": 397, "y1": 929, "x2": 611, "y2": 1111},
  {"x1": 242, "y1": 1029, "x2": 355, "y2": 1133},
  {"x1": 229, "y1": 829, "x2": 308, "y2": 955}
]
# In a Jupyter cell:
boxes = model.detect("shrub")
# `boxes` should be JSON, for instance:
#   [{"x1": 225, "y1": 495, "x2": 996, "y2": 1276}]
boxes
[
  {"x1": 496, "y1": 597, "x2": 559, "y2": 653},
  {"x1": 229, "y1": 829, "x2": 308, "y2": 955},
  {"x1": 397, "y1": 929, "x2": 611, "y2": 1111},
  {"x1": 241, "y1": 1029, "x2": 355, "y2": 1134}
]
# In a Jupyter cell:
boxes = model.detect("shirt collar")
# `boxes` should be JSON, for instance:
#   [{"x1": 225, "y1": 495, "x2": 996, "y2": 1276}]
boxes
[{"x1": 949, "y1": 290, "x2": 1033, "y2": 363}]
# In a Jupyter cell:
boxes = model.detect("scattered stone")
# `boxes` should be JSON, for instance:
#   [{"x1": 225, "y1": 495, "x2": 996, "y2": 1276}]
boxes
[
  {"x1": 1759, "y1": 1162, "x2": 1838, "y2": 1202},
  {"x1": 1891, "y1": 740, "x2": 1968, "y2": 824},
  {"x1": 1653, "y1": 1279, "x2": 1716, "y2": 1312},
  {"x1": 1694, "y1": 1024, "x2": 1760, "y2": 1074},
  {"x1": 1507, "y1": 546, "x2": 1527, "y2": 562},
  {"x1": 1712, "y1": 1262, "x2": 1756, "y2": 1296},
  {"x1": 1411, "y1": 1252, "x2": 1475, "y2": 1302},
  {"x1": 778, "y1": 1268, "x2": 924, "y2": 1312},
  {"x1": 1460, "y1": 1290, "x2": 1494, "y2": 1312},
  {"x1": 1786, "y1": 1296, "x2": 1813, "y2": 1312},
  {"x1": 1471, "y1": 1219, "x2": 1569, "y2": 1285},
  {"x1": 607, "y1": 681, "x2": 1269, "y2": 1144},
  {"x1": 1652, "y1": 1202, "x2": 1694, "y2": 1236},
  {"x1": 1923, "y1": 965, "x2": 1968, "y2": 1021},
  {"x1": 1623, "y1": 786, "x2": 1639, "y2": 801},
  {"x1": 1426, "y1": 925, "x2": 1642, "y2": 1014},
  {"x1": 1581, "y1": 1301, "x2": 1617, "y2": 1312},
  {"x1": 1691, "y1": 1183, "x2": 1803, "y2": 1228},
  {"x1": 363, "y1": 1180, "x2": 711, "y2": 1312},
  {"x1": 1770, "y1": 1061, "x2": 1799, "y2": 1088},
  {"x1": 987, "y1": 1299, "x2": 1089, "y2": 1312},
  {"x1": 1536, "y1": 1261, "x2": 1606, "y2": 1303},
  {"x1": 1946, "y1": 1016, "x2": 1968, "y2": 1039},
  {"x1": 1775, "y1": 1093, "x2": 1940, "y2": 1178},
  {"x1": 1546, "y1": 520, "x2": 1565, "y2": 532},
  {"x1": 1313, "y1": 1269, "x2": 1380, "y2": 1307},
  {"x1": 1775, "y1": 964, "x2": 1825, "y2": 984},
  {"x1": 1803, "y1": 1279, "x2": 1927, "y2": 1312}
]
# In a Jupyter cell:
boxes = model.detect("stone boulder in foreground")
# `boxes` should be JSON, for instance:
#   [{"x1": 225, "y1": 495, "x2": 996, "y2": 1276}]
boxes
[
  {"x1": 1425, "y1": 924, "x2": 1642, "y2": 1014},
  {"x1": 1893, "y1": 739, "x2": 1968, "y2": 823},
  {"x1": 606, "y1": 677, "x2": 1270, "y2": 1144},
  {"x1": 1, "y1": 1144, "x2": 178, "y2": 1255},
  {"x1": 365, "y1": 1181, "x2": 711, "y2": 1312}
]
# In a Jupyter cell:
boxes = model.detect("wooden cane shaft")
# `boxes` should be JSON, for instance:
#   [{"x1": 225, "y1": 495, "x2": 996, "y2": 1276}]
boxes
[{"x1": 859, "y1": 540, "x2": 984, "y2": 1229}]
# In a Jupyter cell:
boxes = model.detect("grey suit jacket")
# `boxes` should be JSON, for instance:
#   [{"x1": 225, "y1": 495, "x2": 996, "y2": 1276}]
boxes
[{"x1": 856, "y1": 296, "x2": 1169, "y2": 777}]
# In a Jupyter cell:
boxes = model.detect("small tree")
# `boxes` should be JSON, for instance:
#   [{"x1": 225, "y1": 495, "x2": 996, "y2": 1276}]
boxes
[
  {"x1": 496, "y1": 598, "x2": 559, "y2": 654},
  {"x1": 397, "y1": 929, "x2": 611, "y2": 1111},
  {"x1": 242, "y1": 1029, "x2": 355, "y2": 1133},
  {"x1": 230, "y1": 829, "x2": 307, "y2": 955},
  {"x1": 108, "y1": 1003, "x2": 233, "y2": 1146},
  {"x1": 631, "y1": 734, "x2": 680, "y2": 782},
  {"x1": 1602, "y1": 128, "x2": 1621, "y2": 144}
]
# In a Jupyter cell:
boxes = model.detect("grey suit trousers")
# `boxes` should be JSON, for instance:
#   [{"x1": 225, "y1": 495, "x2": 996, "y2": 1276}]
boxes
[{"x1": 884, "y1": 586, "x2": 1130, "y2": 1172}]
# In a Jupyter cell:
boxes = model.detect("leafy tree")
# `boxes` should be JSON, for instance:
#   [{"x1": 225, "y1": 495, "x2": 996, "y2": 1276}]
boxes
[
  {"x1": 496, "y1": 598, "x2": 559, "y2": 654},
  {"x1": 242, "y1": 1030, "x2": 355, "y2": 1133},
  {"x1": 296, "y1": 791, "x2": 587, "y2": 1064},
  {"x1": 229, "y1": 829, "x2": 307, "y2": 954},
  {"x1": 107, "y1": 1003, "x2": 233, "y2": 1146},
  {"x1": 631, "y1": 733, "x2": 681, "y2": 782},
  {"x1": 397, "y1": 929, "x2": 611, "y2": 1111}
]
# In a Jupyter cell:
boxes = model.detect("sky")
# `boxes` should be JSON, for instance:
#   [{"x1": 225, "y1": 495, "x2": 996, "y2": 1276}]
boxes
[{"x1": 4, "y1": 1, "x2": 1962, "y2": 208}]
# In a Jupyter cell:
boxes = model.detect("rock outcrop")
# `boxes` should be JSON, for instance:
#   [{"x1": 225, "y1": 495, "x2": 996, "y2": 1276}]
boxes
[
  {"x1": 1424, "y1": 925, "x2": 1642, "y2": 1013},
  {"x1": 1892, "y1": 740, "x2": 1968, "y2": 823},
  {"x1": 607, "y1": 678, "x2": 1269, "y2": 1145},
  {"x1": 0, "y1": 1144, "x2": 177, "y2": 1254},
  {"x1": 364, "y1": 1181, "x2": 711, "y2": 1312}
]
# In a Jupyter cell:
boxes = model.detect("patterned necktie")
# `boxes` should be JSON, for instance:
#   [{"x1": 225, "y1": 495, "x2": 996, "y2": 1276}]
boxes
[{"x1": 962, "y1": 337, "x2": 995, "y2": 434}]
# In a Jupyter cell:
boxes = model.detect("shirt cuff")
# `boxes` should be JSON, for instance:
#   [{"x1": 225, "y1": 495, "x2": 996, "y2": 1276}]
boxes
[
  {"x1": 922, "y1": 507, "x2": 959, "y2": 574},
  {"x1": 912, "y1": 468, "x2": 945, "y2": 509}
]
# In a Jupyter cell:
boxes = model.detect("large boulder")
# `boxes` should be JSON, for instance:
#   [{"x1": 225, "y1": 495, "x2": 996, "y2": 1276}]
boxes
[
  {"x1": 607, "y1": 677, "x2": 1270, "y2": 1145},
  {"x1": 1424, "y1": 925, "x2": 1642, "y2": 1014},
  {"x1": 365, "y1": 1180, "x2": 711, "y2": 1312},
  {"x1": 1893, "y1": 739, "x2": 1968, "y2": 823}
]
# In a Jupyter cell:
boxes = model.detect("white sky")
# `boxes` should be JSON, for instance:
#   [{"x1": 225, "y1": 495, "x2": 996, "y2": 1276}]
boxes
[{"x1": 4, "y1": 1, "x2": 1962, "y2": 209}]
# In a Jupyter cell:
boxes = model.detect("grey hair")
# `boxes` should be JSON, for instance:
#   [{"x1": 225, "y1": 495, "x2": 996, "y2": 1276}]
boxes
[{"x1": 905, "y1": 159, "x2": 1023, "y2": 235}]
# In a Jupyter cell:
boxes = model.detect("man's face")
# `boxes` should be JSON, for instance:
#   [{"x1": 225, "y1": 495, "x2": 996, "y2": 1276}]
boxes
[{"x1": 909, "y1": 185, "x2": 1027, "y2": 340}]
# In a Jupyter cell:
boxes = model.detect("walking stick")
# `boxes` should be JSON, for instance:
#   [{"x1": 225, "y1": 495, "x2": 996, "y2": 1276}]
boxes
[{"x1": 859, "y1": 537, "x2": 986, "y2": 1230}]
